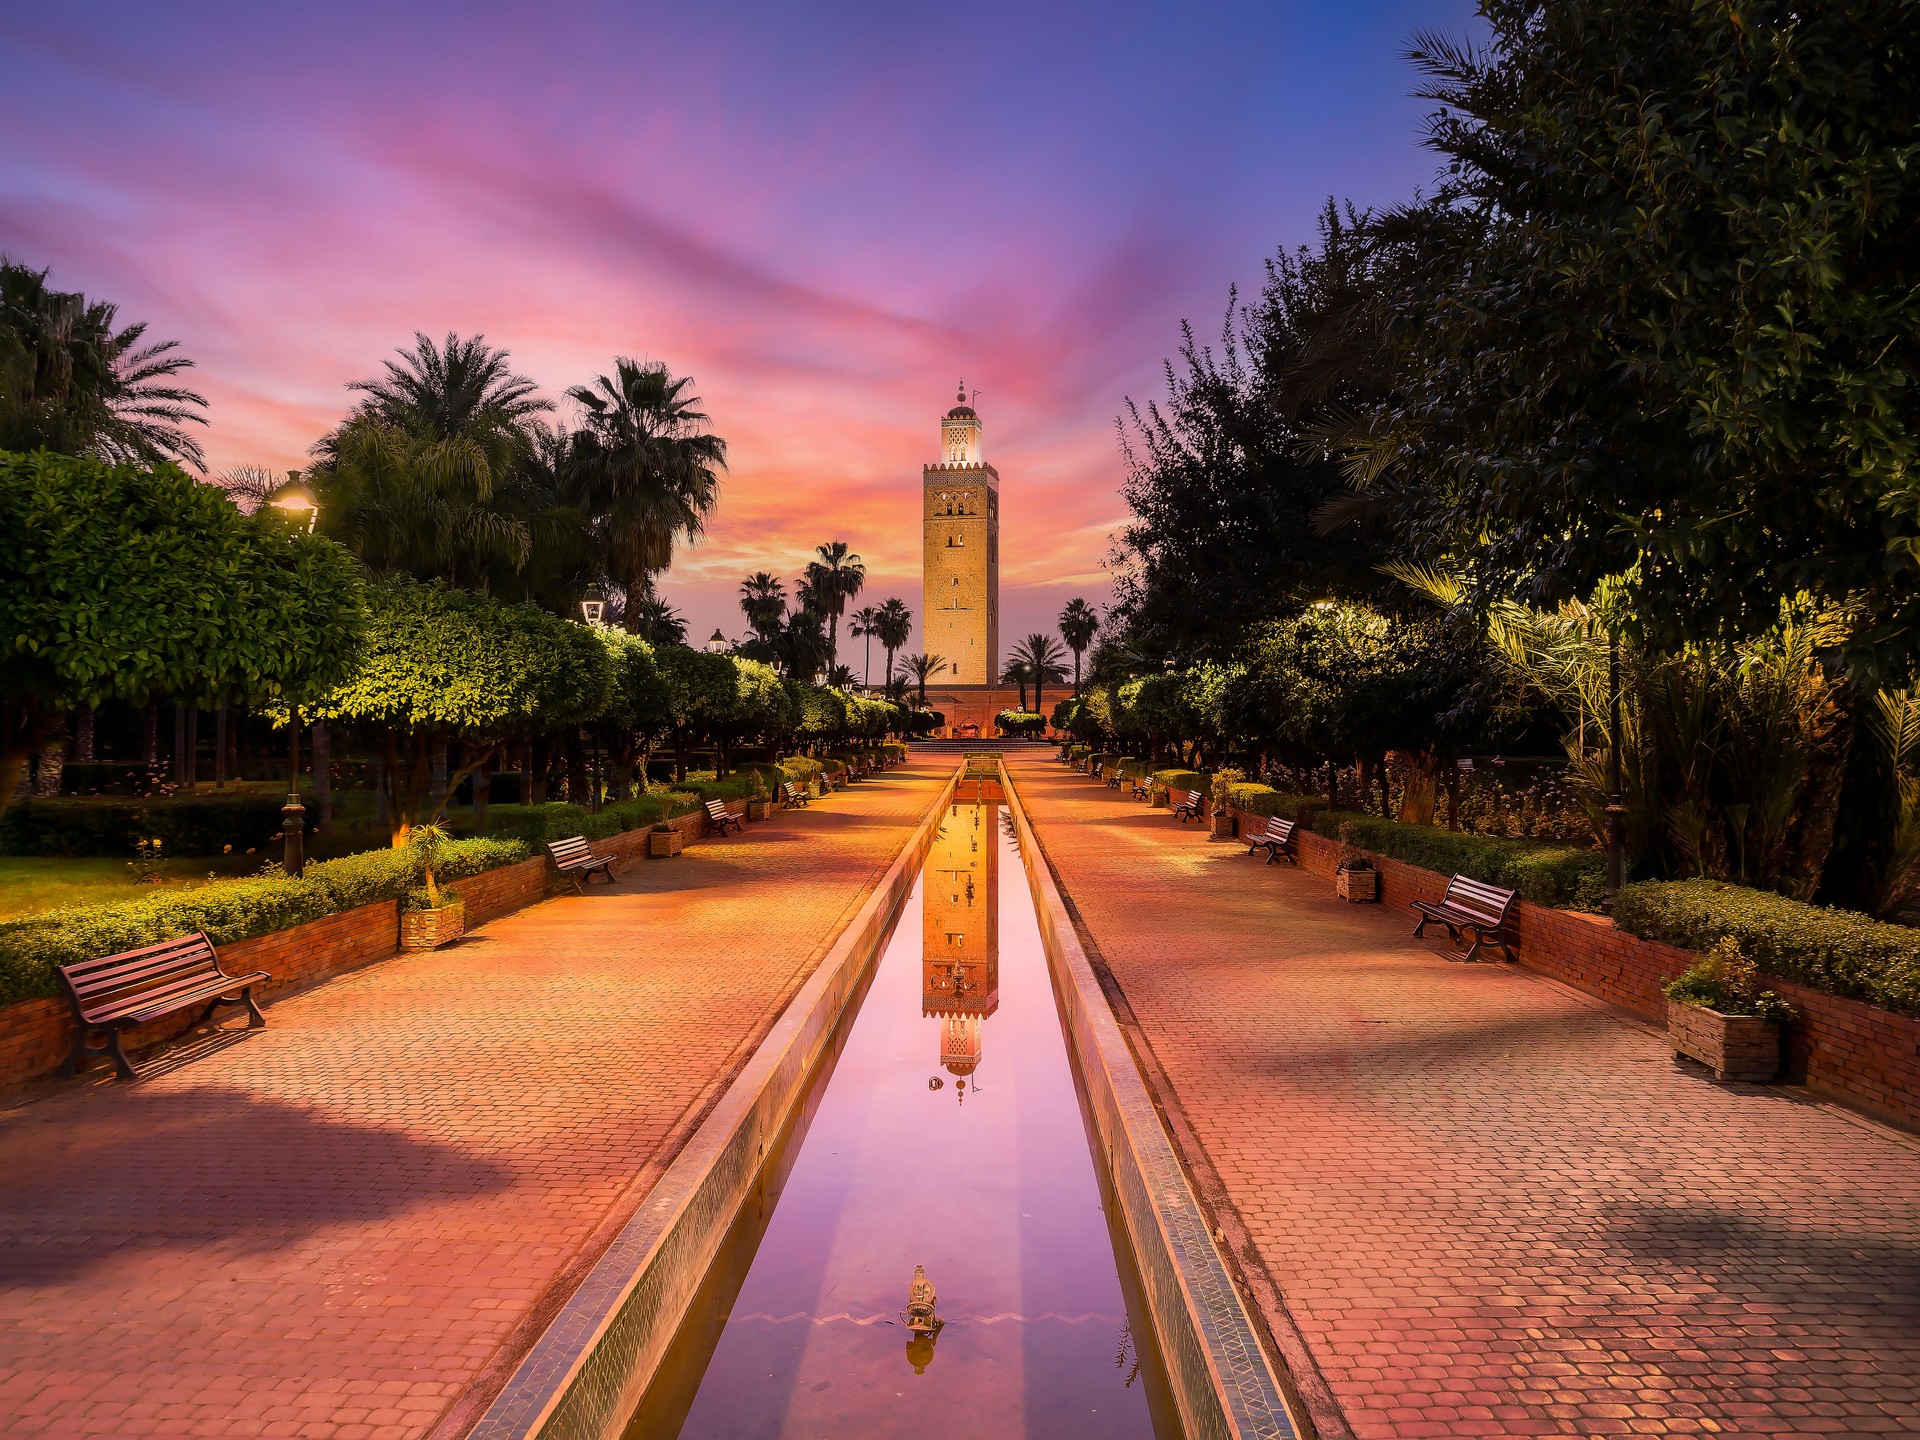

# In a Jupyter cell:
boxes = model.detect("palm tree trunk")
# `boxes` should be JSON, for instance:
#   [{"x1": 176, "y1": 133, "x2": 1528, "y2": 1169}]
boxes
[{"x1": 1074, "y1": 651, "x2": 1083, "y2": 695}]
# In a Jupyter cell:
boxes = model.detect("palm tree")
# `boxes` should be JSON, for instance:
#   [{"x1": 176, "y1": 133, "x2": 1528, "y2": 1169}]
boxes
[
  {"x1": 1010, "y1": 632, "x2": 1069, "y2": 715},
  {"x1": 905, "y1": 653, "x2": 946, "y2": 706},
  {"x1": 826, "y1": 663, "x2": 858, "y2": 689},
  {"x1": 567, "y1": 359, "x2": 727, "y2": 632},
  {"x1": 778, "y1": 609, "x2": 831, "y2": 682},
  {"x1": 1000, "y1": 659, "x2": 1032, "y2": 711},
  {"x1": 850, "y1": 604, "x2": 881, "y2": 686},
  {"x1": 627, "y1": 591, "x2": 687, "y2": 646},
  {"x1": 803, "y1": 542, "x2": 865, "y2": 671},
  {"x1": 1059, "y1": 598, "x2": 1100, "y2": 695},
  {"x1": 0, "y1": 259, "x2": 209, "y2": 469},
  {"x1": 348, "y1": 330, "x2": 551, "y2": 445},
  {"x1": 875, "y1": 598, "x2": 913, "y2": 687},
  {"x1": 740, "y1": 572, "x2": 787, "y2": 646}
]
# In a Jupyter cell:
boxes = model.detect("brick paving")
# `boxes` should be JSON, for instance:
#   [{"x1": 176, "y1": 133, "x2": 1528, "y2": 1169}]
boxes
[
  {"x1": 0, "y1": 761, "x2": 946, "y2": 1440},
  {"x1": 1008, "y1": 754, "x2": 1920, "y2": 1440}
]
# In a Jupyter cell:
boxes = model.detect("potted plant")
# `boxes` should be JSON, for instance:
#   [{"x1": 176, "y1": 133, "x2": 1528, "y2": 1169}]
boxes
[
  {"x1": 1209, "y1": 768, "x2": 1245, "y2": 838},
  {"x1": 1334, "y1": 822, "x2": 1378, "y2": 902},
  {"x1": 648, "y1": 821, "x2": 683, "y2": 858},
  {"x1": 747, "y1": 774, "x2": 774, "y2": 822},
  {"x1": 400, "y1": 823, "x2": 465, "y2": 949},
  {"x1": 1663, "y1": 937, "x2": 1794, "y2": 1081}
]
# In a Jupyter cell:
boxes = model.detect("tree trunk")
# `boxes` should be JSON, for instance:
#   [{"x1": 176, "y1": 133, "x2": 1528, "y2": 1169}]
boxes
[
  {"x1": 185, "y1": 705, "x2": 200, "y2": 789},
  {"x1": 172, "y1": 704, "x2": 188, "y2": 784},
  {"x1": 75, "y1": 706, "x2": 95, "y2": 762},
  {"x1": 430, "y1": 744, "x2": 448, "y2": 816},
  {"x1": 531, "y1": 738, "x2": 551, "y2": 803},
  {"x1": 142, "y1": 702, "x2": 158, "y2": 771},
  {"x1": 1398, "y1": 750, "x2": 1439, "y2": 826},
  {"x1": 374, "y1": 748, "x2": 390, "y2": 831},
  {"x1": 312, "y1": 720, "x2": 333, "y2": 833},
  {"x1": 565, "y1": 733, "x2": 589, "y2": 808},
  {"x1": 214, "y1": 704, "x2": 229, "y2": 789},
  {"x1": 473, "y1": 749, "x2": 491, "y2": 833}
]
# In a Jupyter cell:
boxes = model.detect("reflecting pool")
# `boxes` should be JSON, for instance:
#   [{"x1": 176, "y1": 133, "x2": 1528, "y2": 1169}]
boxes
[{"x1": 626, "y1": 800, "x2": 1180, "y2": 1439}]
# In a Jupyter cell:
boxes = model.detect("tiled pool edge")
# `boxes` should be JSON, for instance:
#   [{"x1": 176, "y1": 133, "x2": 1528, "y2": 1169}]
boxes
[
  {"x1": 464, "y1": 763, "x2": 963, "y2": 1440},
  {"x1": 1002, "y1": 763, "x2": 1302, "y2": 1440}
]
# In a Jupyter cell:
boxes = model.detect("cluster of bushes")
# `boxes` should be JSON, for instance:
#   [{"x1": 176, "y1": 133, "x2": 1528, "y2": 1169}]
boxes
[
  {"x1": 480, "y1": 794, "x2": 698, "y2": 848},
  {"x1": 0, "y1": 836, "x2": 528, "y2": 1005},
  {"x1": 1, "y1": 794, "x2": 312, "y2": 858},
  {"x1": 1307, "y1": 810, "x2": 1606, "y2": 909},
  {"x1": 1615, "y1": 881, "x2": 1920, "y2": 1019}
]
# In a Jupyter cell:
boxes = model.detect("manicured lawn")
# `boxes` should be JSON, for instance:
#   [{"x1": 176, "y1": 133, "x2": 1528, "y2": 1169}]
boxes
[{"x1": 0, "y1": 855, "x2": 258, "y2": 923}]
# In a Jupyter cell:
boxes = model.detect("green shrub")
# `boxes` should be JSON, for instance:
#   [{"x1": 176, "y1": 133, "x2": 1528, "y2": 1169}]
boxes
[
  {"x1": 669, "y1": 776, "x2": 761, "y2": 804},
  {"x1": 1662, "y1": 936, "x2": 1796, "y2": 1023},
  {"x1": 1222, "y1": 784, "x2": 1325, "y2": 824},
  {"x1": 1615, "y1": 879, "x2": 1920, "y2": 1018},
  {"x1": 0, "y1": 834, "x2": 534, "y2": 1008},
  {"x1": 1152, "y1": 768, "x2": 1209, "y2": 796},
  {"x1": 0, "y1": 794, "x2": 312, "y2": 858},
  {"x1": 1068, "y1": 745, "x2": 1091, "y2": 762},
  {"x1": 0, "y1": 874, "x2": 332, "y2": 1005},
  {"x1": 778, "y1": 757, "x2": 825, "y2": 786},
  {"x1": 1309, "y1": 809, "x2": 1606, "y2": 910}
]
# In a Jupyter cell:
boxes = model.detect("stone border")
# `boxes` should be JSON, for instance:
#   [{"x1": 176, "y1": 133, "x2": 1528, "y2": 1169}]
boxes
[
  {"x1": 1001, "y1": 764, "x2": 1302, "y2": 1440},
  {"x1": 464, "y1": 763, "x2": 962, "y2": 1440}
]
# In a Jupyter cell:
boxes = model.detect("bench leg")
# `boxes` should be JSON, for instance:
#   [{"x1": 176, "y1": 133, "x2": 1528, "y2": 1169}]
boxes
[
  {"x1": 238, "y1": 986, "x2": 266, "y2": 1028},
  {"x1": 1412, "y1": 914, "x2": 1432, "y2": 938}
]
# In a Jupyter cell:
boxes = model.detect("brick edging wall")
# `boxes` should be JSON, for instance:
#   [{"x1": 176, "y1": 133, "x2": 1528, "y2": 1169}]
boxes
[
  {"x1": 1228, "y1": 801, "x2": 1920, "y2": 1134},
  {"x1": 0, "y1": 808, "x2": 720, "y2": 1093}
]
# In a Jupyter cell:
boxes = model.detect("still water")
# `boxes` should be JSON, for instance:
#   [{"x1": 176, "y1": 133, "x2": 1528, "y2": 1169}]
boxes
[{"x1": 627, "y1": 800, "x2": 1180, "y2": 1439}]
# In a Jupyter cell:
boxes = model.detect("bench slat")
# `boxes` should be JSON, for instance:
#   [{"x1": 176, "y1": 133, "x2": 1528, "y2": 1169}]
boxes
[
  {"x1": 93, "y1": 970, "x2": 270, "y2": 1026},
  {"x1": 61, "y1": 935, "x2": 214, "y2": 982},
  {"x1": 68, "y1": 952, "x2": 218, "y2": 1001}
]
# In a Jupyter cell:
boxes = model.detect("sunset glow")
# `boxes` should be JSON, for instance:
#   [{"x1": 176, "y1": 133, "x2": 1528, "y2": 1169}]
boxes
[{"x1": 1, "y1": 0, "x2": 1473, "y2": 650}]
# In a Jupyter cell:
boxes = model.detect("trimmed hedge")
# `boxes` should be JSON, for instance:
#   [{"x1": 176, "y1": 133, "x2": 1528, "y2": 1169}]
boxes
[
  {"x1": 1152, "y1": 769, "x2": 1209, "y2": 797},
  {"x1": 0, "y1": 835, "x2": 531, "y2": 1006},
  {"x1": 1309, "y1": 809, "x2": 1606, "y2": 910},
  {"x1": 1223, "y1": 783, "x2": 1325, "y2": 822},
  {"x1": 481, "y1": 794, "x2": 695, "y2": 847},
  {"x1": 1614, "y1": 880, "x2": 1920, "y2": 1019},
  {"x1": 1, "y1": 794, "x2": 314, "y2": 858}
]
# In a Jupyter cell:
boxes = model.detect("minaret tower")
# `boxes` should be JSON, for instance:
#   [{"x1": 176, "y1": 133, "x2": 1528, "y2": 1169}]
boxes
[{"x1": 921, "y1": 382, "x2": 999, "y2": 685}]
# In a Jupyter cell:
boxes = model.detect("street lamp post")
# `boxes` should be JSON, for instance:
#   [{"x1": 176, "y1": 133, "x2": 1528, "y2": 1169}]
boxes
[
  {"x1": 267, "y1": 473, "x2": 317, "y2": 876},
  {"x1": 1603, "y1": 630, "x2": 1625, "y2": 912}
]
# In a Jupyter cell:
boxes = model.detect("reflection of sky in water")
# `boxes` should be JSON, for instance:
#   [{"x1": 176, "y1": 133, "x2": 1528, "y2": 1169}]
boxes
[{"x1": 665, "y1": 803, "x2": 1169, "y2": 1439}]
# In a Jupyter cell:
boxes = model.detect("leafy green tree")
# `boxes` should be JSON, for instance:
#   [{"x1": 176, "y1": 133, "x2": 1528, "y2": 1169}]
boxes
[
  {"x1": 567, "y1": 359, "x2": 726, "y2": 631},
  {"x1": 1342, "y1": 1, "x2": 1920, "y2": 679},
  {"x1": 653, "y1": 644, "x2": 738, "y2": 781},
  {"x1": 0, "y1": 451, "x2": 364, "y2": 819},
  {"x1": 593, "y1": 629, "x2": 672, "y2": 799},
  {"x1": 1112, "y1": 207, "x2": 1393, "y2": 659},
  {"x1": 1059, "y1": 598, "x2": 1099, "y2": 695},
  {"x1": 0, "y1": 259, "x2": 209, "y2": 469},
  {"x1": 310, "y1": 578, "x2": 608, "y2": 842}
]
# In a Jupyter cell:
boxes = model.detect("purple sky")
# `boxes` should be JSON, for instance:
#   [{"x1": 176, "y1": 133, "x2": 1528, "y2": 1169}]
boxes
[{"x1": 1, "y1": 0, "x2": 1481, "y2": 665}]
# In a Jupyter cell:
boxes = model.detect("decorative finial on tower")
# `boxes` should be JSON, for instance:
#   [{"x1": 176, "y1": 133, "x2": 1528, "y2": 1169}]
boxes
[{"x1": 957, "y1": 378, "x2": 966, "y2": 405}]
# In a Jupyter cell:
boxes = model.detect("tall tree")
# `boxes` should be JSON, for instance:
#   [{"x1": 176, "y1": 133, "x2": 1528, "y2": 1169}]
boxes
[
  {"x1": 0, "y1": 259, "x2": 209, "y2": 469},
  {"x1": 1009, "y1": 632, "x2": 1069, "y2": 716},
  {"x1": 999, "y1": 658, "x2": 1032, "y2": 712},
  {"x1": 905, "y1": 652, "x2": 946, "y2": 706},
  {"x1": 850, "y1": 604, "x2": 881, "y2": 686},
  {"x1": 777, "y1": 609, "x2": 831, "y2": 682},
  {"x1": 627, "y1": 591, "x2": 687, "y2": 647},
  {"x1": 875, "y1": 597, "x2": 913, "y2": 687},
  {"x1": 803, "y1": 541, "x2": 865, "y2": 671},
  {"x1": 1058, "y1": 598, "x2": 1100, "y2": 695},
  {"x1": 1335, "y1": 1, "x2": 1920, "y2": 680},
  {"x1": 567, "y1": 359, "x2": 726, "y2": 631}
]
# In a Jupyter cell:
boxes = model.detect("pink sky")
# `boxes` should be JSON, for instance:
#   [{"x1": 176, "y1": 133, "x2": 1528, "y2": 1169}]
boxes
[{"x1": 1, "y1": 2, "x2": 1475, "y2": 661}]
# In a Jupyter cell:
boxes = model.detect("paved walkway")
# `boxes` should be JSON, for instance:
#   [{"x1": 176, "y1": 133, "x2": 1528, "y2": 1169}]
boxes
[
  {"x1": 0, "y1": 761, "x2": 947, "y2": 1440},
  {"x1": 1008, "y1": 755, "x2": 1920, "y2": 1440}
]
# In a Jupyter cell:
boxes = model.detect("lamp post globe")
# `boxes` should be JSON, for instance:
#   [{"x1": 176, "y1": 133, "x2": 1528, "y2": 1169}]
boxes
[{"x1": 268, "y1": 472, "x2": 318, "y2": 534}]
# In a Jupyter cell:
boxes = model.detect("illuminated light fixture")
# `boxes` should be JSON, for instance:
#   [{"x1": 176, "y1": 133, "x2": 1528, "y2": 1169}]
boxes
[
  {"x1": 580, "y1": 590, "x2": 607, "y2": 626},
  {"x1": 268, "y1": 471, "x2": 318, "y2": 533},
  {"x1": 705, "y1": 629, "x2": 729, "y2": 654}
]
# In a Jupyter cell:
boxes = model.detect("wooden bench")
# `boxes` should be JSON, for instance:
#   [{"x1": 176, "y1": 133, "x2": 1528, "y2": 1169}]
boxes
[
  {"x1": 780, "y1": 780, "x2": 811, "y2": 808},
  {"x1": 1170, "y1": 788, "x2": 1204, "y2": 824},
  {"x1": 57, "y1": 932, "x2": 269, "y2": 1080},
  {"x1": 1243, "y1": 815, "x2": 1297, "y2": 865},
  {"x1": 1088, "y1": 758, "x2": 1104, "y2": 780},
  {"x1": 1411, "y1": 875, "x2": 1519, "y2": 962},
  {"x1": 1130, "y1": 773, "x2": 1152, "y2": 802},
  {"x1": 704, "y1": 798, "x2": 745, "y2": 835},
  {"x1": 548, "y1": 835, "x2": 617, "y2": 892},
  {"x1": 1105, "y1": 767, "x2": 1124, "y2": 789}
]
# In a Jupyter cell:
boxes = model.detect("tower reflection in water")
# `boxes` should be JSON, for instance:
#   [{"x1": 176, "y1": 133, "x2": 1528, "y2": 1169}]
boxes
[{"x1": 924, "y1": 800, "x2": 1000, "y2": 1103}]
